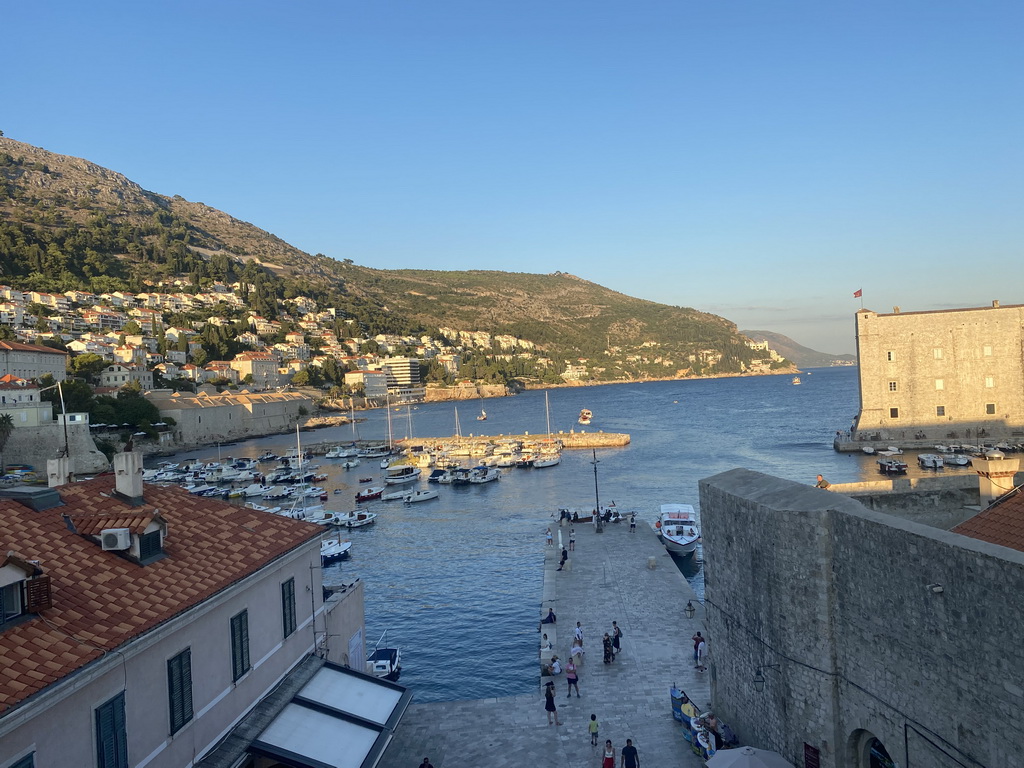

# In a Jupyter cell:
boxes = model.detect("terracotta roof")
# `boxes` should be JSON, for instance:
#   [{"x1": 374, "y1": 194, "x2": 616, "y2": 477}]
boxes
[
  {"x1": 0, "y1": 341, "x2": 67, "y2": 356},
  {"x1": 0, "y1": 479, "x2": 323, "y2": 716},
  {"x1": 952, "y1": 489, "x2": 1024, "y2": 552}
]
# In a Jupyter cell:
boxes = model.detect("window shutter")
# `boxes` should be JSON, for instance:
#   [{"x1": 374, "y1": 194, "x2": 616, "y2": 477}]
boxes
[
  {"x1": 168, "y1": 649, "x2": 193, "y2": 734},
  {"x1": 25, "y1": 575, "x2": 51, "y2": 612},
  {"x1": 96, "y1": 692, "x2": 127, "y2": 768}
]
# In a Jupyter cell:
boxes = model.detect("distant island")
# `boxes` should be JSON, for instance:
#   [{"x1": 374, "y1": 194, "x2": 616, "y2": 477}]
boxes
[{"x1": 740, "y1": 330, "x2": 856, "y2": 369}]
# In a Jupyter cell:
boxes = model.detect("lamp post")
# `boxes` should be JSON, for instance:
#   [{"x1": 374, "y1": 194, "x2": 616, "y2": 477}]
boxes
[
  {"x1": 684, "y1": 600, "x2": 696, "y2": 620},
  {"x1": 591, "y1": 449, "x2": 603, "y2": 533}
]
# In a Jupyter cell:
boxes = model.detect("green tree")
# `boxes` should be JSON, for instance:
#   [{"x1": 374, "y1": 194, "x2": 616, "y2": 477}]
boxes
[
  {"x1": 0, "y1": 413, "x2": 13, "y2": 475},
  {"x1": 69, "y1": 353, "x2": 107, "y2": 381}
]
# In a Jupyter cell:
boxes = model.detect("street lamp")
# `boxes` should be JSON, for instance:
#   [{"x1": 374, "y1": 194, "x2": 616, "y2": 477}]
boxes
[
  {"x1": 684, "y1": 600, "x2": 696, "y2": 620},
  {"x1": 591, "y1": 449, "x2": 603, "y2": 533},
  {"x1": 753, "y1": 664, "x2": 781, "y2": 693}
]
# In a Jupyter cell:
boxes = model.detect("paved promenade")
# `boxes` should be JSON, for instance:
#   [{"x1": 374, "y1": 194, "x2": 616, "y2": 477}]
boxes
[{"x1": 379, "y1": 517, "x2": 711, "y2": 768}]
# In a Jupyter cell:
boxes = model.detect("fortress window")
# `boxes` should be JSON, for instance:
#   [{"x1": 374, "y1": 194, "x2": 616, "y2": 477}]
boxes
[
  {"x1": 986, "y1": 403, "x2": 996, "y2": 415},
  {"x1": 985, "y1": 376, "x2": 994, "y2": 388},
  {"x1": 933, "y1": 348, "x2": 943, "y2": 359},
  {"x1": 886, "y1": 350, "x2": 895, "y2": 362},
  {"x1": 935, "y1": 379, "x2": 944, "y2": 390},
  {"x1": 889, "y1": 407, "x2": 899, "y2": 419},
  {"x1": 888, "y1": 381, "x2": 898, "y2": 392},
  {"x1": 936, "y1": 406, "x2": 945, "y2": 416},
  {"x1": 983, "y1": 345, "x2": 992, "y2": 356}
]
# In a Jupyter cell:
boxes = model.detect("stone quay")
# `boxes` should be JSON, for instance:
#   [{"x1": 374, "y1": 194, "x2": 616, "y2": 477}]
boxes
[{"x1": 378, "y1": 514, "x2": 709, "y2": 767}]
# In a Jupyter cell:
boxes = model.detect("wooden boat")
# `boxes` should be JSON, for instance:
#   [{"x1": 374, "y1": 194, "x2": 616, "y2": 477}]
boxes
[
  {"x1": 358, "y1": 476, "x2": 374, "y2": 483},
  {"x1": 355, "y1": 486, "x2": 385, "y2": 502}
]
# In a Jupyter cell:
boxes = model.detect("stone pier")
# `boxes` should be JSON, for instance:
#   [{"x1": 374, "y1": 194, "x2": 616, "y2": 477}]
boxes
[{"x1": 378, "y1": 516, "x2": 710, "y2": 767}]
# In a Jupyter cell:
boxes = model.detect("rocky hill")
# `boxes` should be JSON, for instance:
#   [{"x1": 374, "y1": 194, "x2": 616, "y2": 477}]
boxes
[{"x1": 0, "y1": 134, "x2": 771, "y2": 379}]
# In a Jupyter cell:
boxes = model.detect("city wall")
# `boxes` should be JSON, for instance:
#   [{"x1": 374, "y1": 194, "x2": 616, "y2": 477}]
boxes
[
  {"x1": 6, "y1": 422, "x2": 109, "y2": 475},
  {"x1": 147, "y1": 392, "x2": 313, "y2": 449},
  {"x1": 699, "y1": 469, "x2": 1024, "y2": 768}
]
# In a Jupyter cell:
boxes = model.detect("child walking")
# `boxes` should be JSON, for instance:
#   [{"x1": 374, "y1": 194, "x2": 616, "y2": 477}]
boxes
[{"x1": 588, "y1": 714, "x2": 600, "y2": 745}]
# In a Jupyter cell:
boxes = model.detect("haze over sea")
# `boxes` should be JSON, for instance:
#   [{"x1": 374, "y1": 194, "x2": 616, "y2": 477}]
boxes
[{"x1": 164, "y1": 367, "x2": 971, "y2": 702}]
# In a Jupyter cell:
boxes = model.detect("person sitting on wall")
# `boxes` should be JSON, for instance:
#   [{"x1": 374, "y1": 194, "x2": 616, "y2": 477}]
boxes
[
  {"x1": 541, "y1": 608, "x2": 557, "y2": 624},
  {"x1": 815, "y1": 474, "x2": 831, "y2": 490}
]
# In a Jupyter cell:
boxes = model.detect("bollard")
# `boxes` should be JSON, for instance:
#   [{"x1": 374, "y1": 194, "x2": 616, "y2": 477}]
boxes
[{"x1": 647, "y1": 556, "x2": 657, "y2": 570}]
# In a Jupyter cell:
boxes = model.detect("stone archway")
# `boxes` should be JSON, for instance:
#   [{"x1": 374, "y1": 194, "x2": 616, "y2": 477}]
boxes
[{"x1": 849, "y1": 728, "x2": 898, "y2": 768}]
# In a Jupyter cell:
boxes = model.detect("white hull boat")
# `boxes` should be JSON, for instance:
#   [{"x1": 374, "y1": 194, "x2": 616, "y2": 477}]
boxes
[
  {"x1": 384, "y1": 466, "x2": 422, "y2": 485},
  {"x1": 341, "y1": 459, "x2": 361, "y2": 469},
  {"x1": 382, "y1": 488, "x2": 413, "y2": 501},
  {"x1": 367, "y1": 631, "x2": 401, "y2": 681},
  {"x1": 468, "y1": 466, "x2": 500, "y2": 484},
  {"x1": 320, "y1": 538, "x2": 352, "y2": 563},
  {"x1": 657, "y1": 503, "x2": 700, "y2": 557},
  {"x1": 918, "y1": 453, "x2": 945, "y2": 469},
  {"x1": 532, "y1": 453, "x2": 561, "y2": 468},
  {"x1": 404, "y1": 489, "x2": 439, "y2": 503},
  {"x1": 338, "y1": 510, "x2": 378, "y2": 527}
]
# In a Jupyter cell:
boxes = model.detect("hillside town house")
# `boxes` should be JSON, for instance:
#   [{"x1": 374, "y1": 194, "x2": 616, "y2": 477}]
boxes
[
  {"x1": 0, "y1": 375, "x2": 53, "y2": 428},
  {"x1": 0, "y1": 452, "x2": 406, "y2": 768},
  {"x1": 229, "y1": 351, "x2": 280, "y2": 390},
  {"x1": 99, "y1": 364, "x2": 154, "y2": 390}
]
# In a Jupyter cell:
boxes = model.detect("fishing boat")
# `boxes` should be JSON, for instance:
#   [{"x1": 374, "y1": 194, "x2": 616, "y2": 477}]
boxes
[
  {"x1": 404, "y1": 489, "x2": 439, "y2": 503},
  {"x1": 656, "y1": 503, "x2": 700, "y2": 557},
  {"x1": 918, "y1": 453, "x2": 945, "y2": 469},
  {"x1": 792, "y1": 376, "x2": 801, "y2": 385},
  {"x1": 367, "y1": 631, "x2": 401, "y2": 681},
  {"x1": 578, "y1": 408, "x2": 592, "y2": 426},
  {"x1": 337, "y1": 509, "x2": 378, "y2": 528},
  {"x1": 876, "y1": 458, "x2": 908, "y2": 474},
  {"x1": 355, "y1": 486, "x2": 385, "y2": 502},
  {"x1": 320, "y1": 537, "x2": 352, "y2": 563}
]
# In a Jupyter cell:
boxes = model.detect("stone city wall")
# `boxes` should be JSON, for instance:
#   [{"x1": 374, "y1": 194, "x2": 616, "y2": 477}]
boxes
[
  {"x1": 6, "y1": 422, "x2": 109, "y2": 475},
  {"x1": 699, "y1": 469, "x2": 1024, "y2": 768}
]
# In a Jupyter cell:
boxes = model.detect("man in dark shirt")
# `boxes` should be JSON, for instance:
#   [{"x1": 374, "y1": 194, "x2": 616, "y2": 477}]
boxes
[{"x1": 621, "y1": 739, "x2": 639, "y2": 768}]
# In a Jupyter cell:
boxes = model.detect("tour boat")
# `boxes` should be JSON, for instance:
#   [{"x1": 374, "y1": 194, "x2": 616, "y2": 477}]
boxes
[
  {"x1": 792, "y1": 377, "x2": 801, "y2": 385},
  {"x1": 384, "y1": 465, "x2": 422, "y2": 485},
  {"x1": 404, "y1": 489, "x2": 439, "y2": 503},
  {"x1": 355, "y1": 486, "x2": 385, "y2": 502},
  {"x1": 656, "y1": 503, "x2": 700, "y2": 557},
  {"x1": 578, "y1": 408, "x2": 592, "y2": 426},
  {"x1": 320, "y1": 537, "x2": 352, "y2": 563}
]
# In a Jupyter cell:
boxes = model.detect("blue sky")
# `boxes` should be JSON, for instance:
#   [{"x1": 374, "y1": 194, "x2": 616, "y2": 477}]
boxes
[{"x1": 5, "y1": 1, "x2": 1023, "y2": 354}]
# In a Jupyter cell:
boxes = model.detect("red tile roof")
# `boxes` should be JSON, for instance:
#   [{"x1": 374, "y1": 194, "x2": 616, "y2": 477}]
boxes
[
  {"x1": 0, "y1": 340, "x2": 67, "y2": 356},
  {"x1": 952, "y1": 489, "x2": 1024, "y2": 552},
  {"x1": 0, "y1": 479, "x2": 323, "y2": 715}
]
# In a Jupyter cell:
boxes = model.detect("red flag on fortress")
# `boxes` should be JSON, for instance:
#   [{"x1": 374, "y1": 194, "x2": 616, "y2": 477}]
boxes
[{"x1": 853, "y1": 289, "x2": 863, "y2": 298}]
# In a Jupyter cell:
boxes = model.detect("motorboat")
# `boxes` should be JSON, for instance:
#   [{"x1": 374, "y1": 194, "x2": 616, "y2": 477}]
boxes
[
  {"x1": 380, "y1": 458, "x2": 391, "y2": 469},
  {"x1": 358, "y1": 476, "x2": 375, "y2": 484},
  {"x1": 944, "y1": 454, "x2": 971, "y2": 466},
  {"x1": 656, "y1": 504, "x2": 700, "y2": 557},
  {"x1": 338, "y1": 509, "x2": 379, "y2": 527},
  {"x1": 261, "y1": 486, "x2": 292, "y2": 500},
  {"x1": 244, "y1": 502, "x2": 282, "y2": 515},
  {"x1": 427, "y1": 469, "x2": 447, "y2": 483},
  {"x1": 341, "y1": 459, "x2": 361, "y2": 469},
  {"x1": 384, "y1": 465, "x2": 422, "y2": 485},
  {"x1": 241, "y1": 483, "x2": 267, "y2": 497},
  {"x1": 468, "y1": 466, "x2": 500, "y2": 484},
  {"x1": 367, "y1": 631, "x2": 401, "y2": 681},
  {"x1": 918, "y1": 453, "x2": 945, "y2": 469},
  {"x1": 876, "y1": 458, "x2": 908, "y2": 474},
  {"x1": 381, "y1": 488, "x2": 413, "y2": 501},
  {"x1": 404, "y1": 489, "x2": 439, "y2": 503},
  {"x1": 320, "y1": 537, "x2": 352, "y2": 563},
  {"x1": 578, "y1": 408, "x2": 592, "y2": 426},
  {"x1": 792, "y1": 377, "x2": 801, "y2": 385},
  {"x1": 355, "y1": 486, "x2": 385, "y2": 502},
  {"x1": 326, "y1": 445, "x2": 357, "y2": 458},
  {"x1": 257, "y1": 452, "x2": 278, "y2": 462},
  {"x1": 532, "y1": 453, "x2": 561, "y2": 468},
  {"x1": 358, "y1": 444, "x2": 390, "y2": 458}
]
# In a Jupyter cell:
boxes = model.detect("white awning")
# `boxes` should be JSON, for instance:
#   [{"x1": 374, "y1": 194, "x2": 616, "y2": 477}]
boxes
[{"x1": 251, "y1": 663, "x2": 411, "y2": 768}]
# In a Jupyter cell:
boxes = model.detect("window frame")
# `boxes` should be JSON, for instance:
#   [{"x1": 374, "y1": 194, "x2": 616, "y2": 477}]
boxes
[
  {"x1": 888, "y1": 381, "x2": 898, "y2": 392},
  {"x1": 936, "y1": 406, "x2": 945, "y2": 417},
  {"x1": 889, "y1": 407, "x2": 899, "y2": 419},
  {"x1": 9, "y1": 753, "x2": 34, "y2": 768},
  {"x1": 282, "y1": 578, "x2": 297, "y2": 639},
  {"x1": 886, "y1": 350, "x2": 895, "y2": 362},
  {"x1": 230, "y1": 610, "x2": 250, "y2": 682},
  {"x1": 167, "y1": 648, "x2": 194, "y2": 735},
  {"x1": 1, "y1": 581, "x2": 24, "y2": 623},
  {"x1": 985, "y1": 403, "x2": 996, "y2": 416}
]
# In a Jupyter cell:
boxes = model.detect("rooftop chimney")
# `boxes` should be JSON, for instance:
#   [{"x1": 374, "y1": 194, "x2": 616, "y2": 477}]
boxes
[
  {"x1": 113, "y1": 450, "x2": 145, "y2": 506},
  {"x1": 973, "y1": 451, "x2": 1020, "y2": 504}
]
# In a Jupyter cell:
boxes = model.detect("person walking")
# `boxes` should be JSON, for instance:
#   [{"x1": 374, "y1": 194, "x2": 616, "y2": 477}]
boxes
[
  {"x1": 629, "y1": 513, "x2": 636, "y2": 533},
  {"x1": 611, "y1": 621, "x2": 622, "y2": 658},
  {"x1": 544, "y1": 681, "x2": 561, "y2": 725},
  {"x1": 620, "y1": 739, "x2": 639, "y2": 768},
  {"x1": 602, "y1": 740, "x2": 616, "y2": 768},
  {"x1": 558, "y1": 547, "x2": 569, "y2": 571},
  {"x1": 566, "y1": 657, "x2": 580, "y2": 697},
  {"x1": 569, "y1": 527, "x2": 576, "y2": 551},
  {"x1": 696, "y1": 636, "x2": 708, "y2": 672},
  {"x1": 574, "y1": 621, "x2": 585, "y2": 646},
  {"x1": 588, "y1": 714, "x2": 600, "y2": 745}
]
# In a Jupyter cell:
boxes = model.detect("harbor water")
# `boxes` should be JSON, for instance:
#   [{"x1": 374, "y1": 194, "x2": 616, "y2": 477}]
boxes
[{"x1": 156, "y1": 367, "x2": 974, "y2": 702}]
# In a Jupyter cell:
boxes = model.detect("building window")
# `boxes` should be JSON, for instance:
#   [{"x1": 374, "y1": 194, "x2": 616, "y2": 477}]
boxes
[
  {"x1": 9, "y1": 754, "x2": 34, "y2": 768},
  {"x1": 933, "y1": 348, "x2": 943, "y2": 359},
  {"x1": 983, "y1": 345, "x2": 992, "y2": 356},
  {"x1": 936, "y1": 406, "x2": 945, "y2": 417},
  {"x1": 230, "y1": 610, "x2": 250, "y2": 681},
  {"x1": 282, "y1": 578, "x2": 297, "y2": 638},
  {"x1": 886, "y1": 350, "x2": 895, "y2": 362},
  {"x1": 986, "y1": 403, "x2": 996, "y2": 415},
  {"x1": 167, "y1": 649, "x2": 193, "y2": 735},
  {"x1": 889, "y1": 407, "x2": 899, "y2": 419},
  {"x1": 95, "y1": 692, "x2": 128, "y2": 768},
  {"x1": 888, "y1": 381, "x2": 897, "y2": 392},
  {"x1": 935, "y1": 379, "x2": 944, "y2": 390},
  {"x1": 1, "y1": 581, "x2": 24, "y2": 623},
  {"x1": 985, "y1": 376, "x2": 994, "y2": 388}
]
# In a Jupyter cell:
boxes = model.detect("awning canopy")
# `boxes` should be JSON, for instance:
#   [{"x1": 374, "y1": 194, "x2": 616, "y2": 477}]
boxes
[{"x1": 250, "y1": 662, "x2": 412, "y2": 768}]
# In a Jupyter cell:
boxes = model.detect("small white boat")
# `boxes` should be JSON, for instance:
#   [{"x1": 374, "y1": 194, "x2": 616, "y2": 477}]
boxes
[
  {"x1": 380, "y1": 458, "x2": 391, "y2": 469},
  {"x1": 578, "y1": 408, "x2": 592, "y2": 426},
  {"x1": 381, "y1": 488, "x2": 413, "y2": 501},
  {"x1": 320, "y1": 538, "x2": 352, "y2": 563},
  {"x1": 404, "y1": 489, "x2": 439, "y2": 503},
  {"x1": 326, "y1": 446, "x2": 357, "y2": 458},
  {"x1": 945, "y1": 454, "x2": 972, "y2": 467},
  {"x1": 257, "y1": 453, "x2": 278, "y2": 462},
  {"x1": 657, "y1": 503, "x2": 700, "y2": 557},
  {"x1": 477, "y1": 409, "x2": 487, "y2": 421},
  {"x1": 338, "y1": 509, "x2": 379, "y2": 527},
  {"x1": 468, "y1": 466, "x2": 500, "y2": 484},
  {"x1": 532, "y1": 453, "x2": 561, "y2": 468},
  {"x1": 877, "y1": 458, "x2": 908, "y2": 474},
  {"x1": 355, "y1": 486, "x2": 385, "y2": 502},
  {"x1": 384, "y1": 465, "x2": 422, "y2": 485},
  {"x1": 261, "y1": 486, "x2": 291, "y2": 500},
  {"x1": 918, "y1": 453, "x2": 945, "y2": 469},
  {"x1": 341, "y1": 458, "x2": 361, "y2": 469},
  {"x1": 244, "y1": 502, "x2": 282, "y2": 515},
  {"x1": 861, "y1": 446, "x2": 876, "y2": 455},
  {"x1": 792, "y1": 377, "x2": 801, "y2": 385}
]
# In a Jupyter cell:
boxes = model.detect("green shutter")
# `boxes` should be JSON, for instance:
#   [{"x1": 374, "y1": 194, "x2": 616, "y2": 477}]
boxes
[
  {"x1": 168, "y1": 649, "x2": 193, "y2": 734},
  {"x1": 282, "y1": 579, "x2": 296, "y2": 638},
  {"x1": 231, "y1": 610, "x2": 250, "y2": 681},
  {"x1": 95, "y1": 692, "x2": 128, "y2": 768}
]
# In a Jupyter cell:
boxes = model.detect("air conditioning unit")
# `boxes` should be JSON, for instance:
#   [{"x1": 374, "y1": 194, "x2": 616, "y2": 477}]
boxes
[{"x1": 101, "y1": 528, "x2": 132, "y2": 551}]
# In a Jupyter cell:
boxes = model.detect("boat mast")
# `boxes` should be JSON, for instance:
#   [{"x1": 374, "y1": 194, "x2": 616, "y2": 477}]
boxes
[
  {"x1": 386, "y1": 393, "x2": 393, "y2": 450},
  {"x1": 545, "y1": 391, "x2": 552, "y2": 439},
  {"x1": 454, "y1": 406, "x2": 461, "y2": 438}
]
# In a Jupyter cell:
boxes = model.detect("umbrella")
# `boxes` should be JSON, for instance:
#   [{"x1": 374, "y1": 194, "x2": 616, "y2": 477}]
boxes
[{"x1": 706, "y1": 746, "x2": 796, "y2": 768}]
